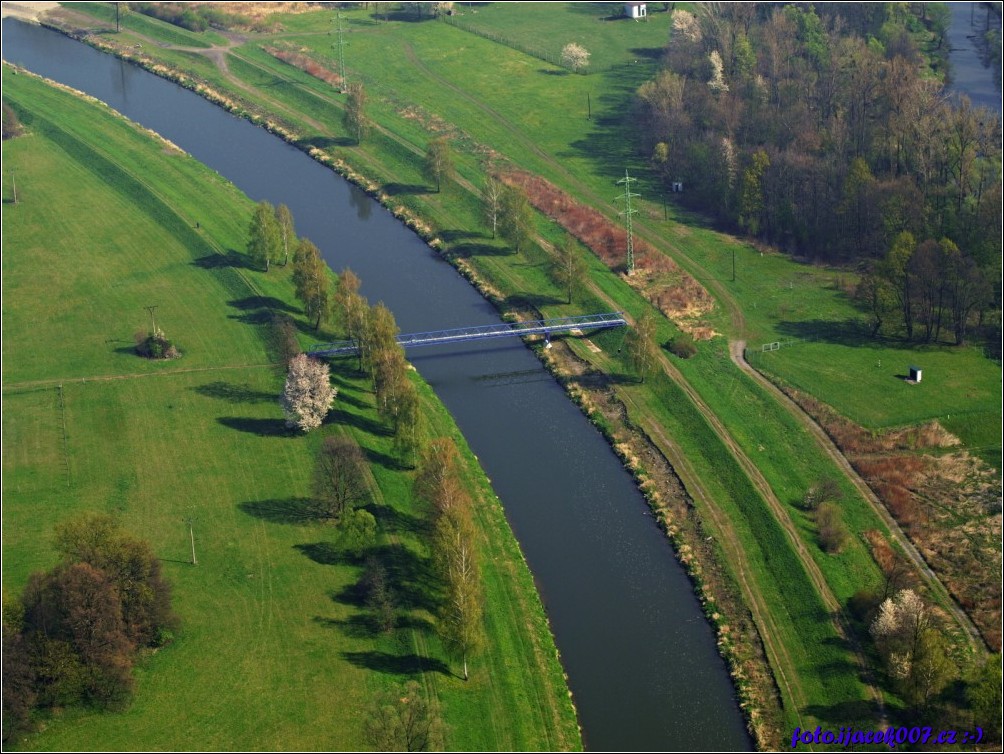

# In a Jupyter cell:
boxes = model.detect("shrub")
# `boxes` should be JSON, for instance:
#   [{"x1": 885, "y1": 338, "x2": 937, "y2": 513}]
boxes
[
  {"x1": 134, "y1": 328, "x2": 179, "y2": 360},
  {"x1": 666, "y1": 332, "x2": 697, "y2": 359}
]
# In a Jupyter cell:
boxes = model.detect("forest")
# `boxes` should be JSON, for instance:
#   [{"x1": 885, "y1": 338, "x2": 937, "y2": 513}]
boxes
[{"x1": 635, "y1": 3, "x2": 1001, "y2": 346}]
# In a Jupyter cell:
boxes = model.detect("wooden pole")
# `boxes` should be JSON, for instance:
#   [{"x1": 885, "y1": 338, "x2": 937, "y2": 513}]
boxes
[{"x1": 187, "y1": 519, "x2": 197, "y2": 565}]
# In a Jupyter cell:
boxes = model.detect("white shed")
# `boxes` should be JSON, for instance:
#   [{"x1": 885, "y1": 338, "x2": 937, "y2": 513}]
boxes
[{"x1": 625, "y1": 2, "x2": 648, "y2": 20}]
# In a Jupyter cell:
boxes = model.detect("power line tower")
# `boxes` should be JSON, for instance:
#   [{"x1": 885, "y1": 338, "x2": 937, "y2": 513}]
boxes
[
  {"x1": 334, "y1": 12, "x2": 347, "y2": 92},
  {"x1": 616, "y1": 169, "x2": 640, "y2": 275}
]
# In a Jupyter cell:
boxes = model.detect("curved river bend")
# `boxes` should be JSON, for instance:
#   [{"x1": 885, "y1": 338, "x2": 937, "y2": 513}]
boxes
[{"x1": 2, "y1": 20, "x2": 750, "y2": 751}]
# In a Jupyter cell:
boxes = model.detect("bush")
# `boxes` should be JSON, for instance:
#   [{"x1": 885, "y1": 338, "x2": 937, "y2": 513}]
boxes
[
  {"x1": 666, "y1": 331, "x2": 697, "y2": 359},
  {"x1": 2, "y1": 101, "x2": 24, "y2": 141},
  {"x1": 134, "y1": 328, "x2": 179, "y2": 360}
]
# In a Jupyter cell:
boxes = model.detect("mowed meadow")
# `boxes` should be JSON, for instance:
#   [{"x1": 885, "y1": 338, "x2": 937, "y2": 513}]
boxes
[{"x1": 1, "y1": 67, "x2": 579, "y2": 751}]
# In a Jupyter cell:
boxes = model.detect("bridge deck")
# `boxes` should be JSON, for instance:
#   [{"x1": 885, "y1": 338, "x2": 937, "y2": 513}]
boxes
[{"x1": 307, "y1": 312, "x2": 627, "y2": 356}]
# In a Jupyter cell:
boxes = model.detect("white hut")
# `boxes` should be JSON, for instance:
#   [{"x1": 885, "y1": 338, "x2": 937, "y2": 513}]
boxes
[{"x1": 624, "y1": 2, "x2": 648, "y2": 20}]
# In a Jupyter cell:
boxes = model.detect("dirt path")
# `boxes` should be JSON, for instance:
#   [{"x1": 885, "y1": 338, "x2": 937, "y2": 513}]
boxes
[{"x1": 730, "y1": 340, "x2": 986, "y2": 655}]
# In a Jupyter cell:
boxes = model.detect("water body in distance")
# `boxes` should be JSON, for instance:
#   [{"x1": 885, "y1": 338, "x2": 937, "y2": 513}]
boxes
[
  {"x1": 945, "y1": 2, "x2": 1002, "y2": 113},
  {"x1": 2, "y1": 19, "x2": 751, "y2": 751}
]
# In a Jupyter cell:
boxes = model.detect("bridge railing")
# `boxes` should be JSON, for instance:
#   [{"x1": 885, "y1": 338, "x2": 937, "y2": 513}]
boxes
[{"x1": 307, "y1": 312, "x2": 626, "y2": 357}]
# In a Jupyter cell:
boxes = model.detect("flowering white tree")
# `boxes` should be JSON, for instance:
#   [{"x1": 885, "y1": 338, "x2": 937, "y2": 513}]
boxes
[
  {"x1": 281, "y1": 354, "x2": 336, "y2": 432},
  {"x1": 561, "y1": 42, "x2": 591, "y2": 73}
]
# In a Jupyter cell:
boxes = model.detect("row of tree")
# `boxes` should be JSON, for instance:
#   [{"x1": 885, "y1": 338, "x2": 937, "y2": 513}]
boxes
[
  {"x1": 414, "y1": 438, "x2": 485, "y2": 681},
  {"x1": 3, "y1": 514, "x2": 176, "y2": 743},
  {"x1": 635, "y1": 4, "x2": 1001, "y2": 274}
]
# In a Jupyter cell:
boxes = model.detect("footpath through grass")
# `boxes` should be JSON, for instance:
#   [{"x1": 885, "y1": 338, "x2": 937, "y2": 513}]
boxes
[{"x1": 1, "y1": 66, "x2": 579, "y2": 751}]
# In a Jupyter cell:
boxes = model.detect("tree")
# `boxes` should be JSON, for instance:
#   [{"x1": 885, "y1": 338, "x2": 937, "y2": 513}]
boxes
[
  {"x1": 364, "y1": 680, "x2": 444, "y2": 751},
  {"x1": 360, "y1": 557, "x2": 396, "y2": 633},
  {"x1": 816, "y1": 501, "x2": 849, "y2": 553},
  {"x1": 480, "y1": 170, "x2": 504, "y2": 239},
  {"x1": 275, "y1": 203, "x2": 296, "y2": 267},
  {"x1": 624, "y1": 312, "x2": 659, "y2": 382},
  {"x1": 333, "y1": 268, "x2": 369, "y2": 368},
  {"x1": 281, "y1": 354, "x2": 336, "y2": 432},
  {"x1": 53, "y1": 512, "x2": 175, "y2": 648},
  {"x1": 561, "y1": 42, "x2": 590, "y2": 73},
  {"x1": 247, "y1": 200, "x2": 281, "y2": 272},
  {"x1": 551, "y1": 235, "x2": 587, "y2": 304},
  {"x1": 413, "y1": 437, "x2": 467, "y2": 517},
  {"x1": 880, "y1": 231, "x2": 917, "y2": 339},
  {"x1": 2, "y1": 102, "x2": 24, "y2": 140},
  {"x1": 292, "y1": 239, "x2": 332, "y2": 330},
  {"x1": 343, "y1": 82, "x2": 369, "y2": 144},
  {"x1": 312, "y1": 434, "x2": 370, "y2": 521},
  {"x1": 21, "y1": 562, "x2": 134, "y2": 707},
  {"x1": 498, "y1": 183, "x2": 533, "y2": 255},
  {"x1": 738, "y1": 148, "x2": 769, "y2": 236},
  {"x1": 423, "y1": 135, "x2": 454, "y2": 193},
  {"x1": 435, "y1": 507, "x2": 484, "y2": 681}
]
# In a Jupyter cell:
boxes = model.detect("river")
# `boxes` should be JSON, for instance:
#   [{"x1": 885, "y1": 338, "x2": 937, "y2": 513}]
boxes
[
  {"x1": 945, "y1": 2, "x2": 1002, "y2": 113},
  {"x1": 1, "y1": 19, "x2": 750, "y2": 752}
]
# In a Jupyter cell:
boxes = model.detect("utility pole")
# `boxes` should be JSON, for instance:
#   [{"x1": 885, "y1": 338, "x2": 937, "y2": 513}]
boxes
[
  {"x1": 334, "y1": 12, "x2": 347, "y2": 91},
  {"x1": 144, "y1": 305, "x2": 158, "y2": 334},
  {"x1": 616, "y1": 170, "x2": 640, "y2": 275}
]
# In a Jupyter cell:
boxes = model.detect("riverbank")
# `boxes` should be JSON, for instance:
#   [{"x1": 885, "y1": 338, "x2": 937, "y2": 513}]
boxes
[{"x1": 1, "y1": 63, "x2": 581, "y2": 751}]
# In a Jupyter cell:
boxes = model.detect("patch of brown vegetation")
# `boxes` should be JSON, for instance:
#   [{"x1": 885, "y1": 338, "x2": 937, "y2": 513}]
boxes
[
  {"x1": 191, "y1": 2, "x2": 314, "y2": 20},
  {"x1": 500, "y1": 170, "x2": 715, "y2": 332},
  {"x1": 780, "y1": 383, "x2": 1002, "y2": 650},
  {"x1": 263, "y1": 46, "x2": 342, "y2": 89}
]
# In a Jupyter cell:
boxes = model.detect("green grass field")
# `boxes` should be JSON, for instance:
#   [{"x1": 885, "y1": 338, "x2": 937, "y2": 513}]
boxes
[{"x1": 1, "y1": 66, "x2": 579, "y2": 751}]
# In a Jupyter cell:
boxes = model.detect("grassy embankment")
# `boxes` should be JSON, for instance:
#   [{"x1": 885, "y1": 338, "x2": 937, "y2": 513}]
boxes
[
  {"x1": 1, "y1": 66, "x2": 580, "y2": 752},
  {"x1": 45, "y1": 0, "x2": 998, "y2": 739}
]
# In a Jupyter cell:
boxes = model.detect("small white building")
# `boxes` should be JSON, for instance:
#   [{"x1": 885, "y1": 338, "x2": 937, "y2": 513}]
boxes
[{"x1": 625, "y1": 2, "x2": 648, "y2": 20}]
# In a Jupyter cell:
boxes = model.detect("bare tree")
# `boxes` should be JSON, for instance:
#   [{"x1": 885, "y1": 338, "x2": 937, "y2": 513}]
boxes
[
  {"x1": 435, "y1": 508, "x2": 484, "y2": 681},
  {"x1": 343, "y1": 82, "x2": 369, "y2": 144},
  {"x1": 623, "y1": 312, "x2": 659, "y2": 382},
  {"x1": 281, "y1": 354, "x2": 336, "y2": 432},
  {"x1": 313, "y1": 434, "x2": 370, "y2": 521},
  {"x1": 480, "y1": 170, "x2": 504, "y2": 239},
  {"x1": 275, "y1": 204, "x2": 296, "y2": 267},
  {"x1": 364, "y1": 680, "x2": 444, "y2": 751},
  {"x1": 423, "y1": 135, "x2": 455, "y2": 193},
  {"x1": 551, "y1": 235, "x2": 587, "y2": 304}
]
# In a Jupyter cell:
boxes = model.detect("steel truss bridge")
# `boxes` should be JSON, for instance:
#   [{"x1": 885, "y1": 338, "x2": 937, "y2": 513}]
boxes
[{"x1": 307, "y1": 312, "x2": 628, "y2": 357}]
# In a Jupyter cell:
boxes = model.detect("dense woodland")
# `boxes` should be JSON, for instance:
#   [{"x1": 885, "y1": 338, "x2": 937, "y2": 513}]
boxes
[{"x1": 635, "y1": 3, "x2": 1001, "y2": 346}]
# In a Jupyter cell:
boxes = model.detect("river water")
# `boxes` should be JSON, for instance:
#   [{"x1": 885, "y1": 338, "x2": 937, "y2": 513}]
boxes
[
  {"x1": 945, "y1": 2, "x2": 1002, "y2": 113},
  {"x1": 1, "y1": 19, "x2": 750, "y2": 752}
]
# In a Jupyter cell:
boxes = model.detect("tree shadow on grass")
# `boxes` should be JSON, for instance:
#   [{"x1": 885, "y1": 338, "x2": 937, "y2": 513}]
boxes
[
  {"x1": 341, "y1": 650, "x2": 450, "y2": 676},
  {"x1": 328, "y1": 407, "x2": 390, "y2": 437},
  {"x1": 372, "y1": 504, "x2": 429, "y2": 539},
  {"x1": 295, "y1": 540, "x2": 358, "y2": 567},
  {"x1": 218, "y1": 416, "x2": 289, "y2": 437},
  {"x1": 363, "y1": 446, "x2": 410, "y2": 472},
  {"x1": 239, "y1": 497, "x2": 317, "y2": 524},
  {"x1": 300, "y1": 134, "x2": 354, "y2": 150},
  {"x1": 382, "y1": 182, "x2": 429, "y2": 196},
  {"x1": 192, "y1": 249, "x2": 247, "y2": 269},
  {"x1": 502, "y1": 292, "x2": 565, "y2": 309},
  {"x1": 774, "y1": 318, "x2": 885, "y2": 348},
  {"x1": 449, "y1": 241, "x2": 510, "y2": 258},
  {"x1": 326, "y1": 543, "x2": 438, "y2": 613},
  {"x1": 802, "y1": 699, "x2": 885, "y2": 729},
  {"x1": 228, "y1": 296, "x2": 300, "y2": 314},
  {"x1": 192, "y1": 381, "x2": 276, "y2": 404}
]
